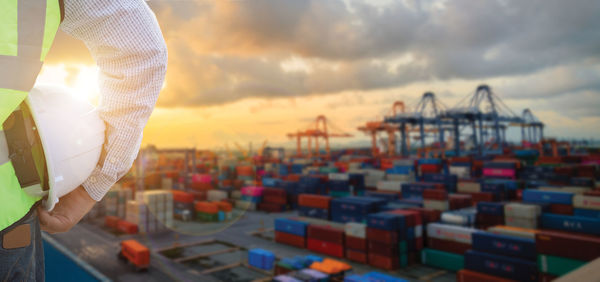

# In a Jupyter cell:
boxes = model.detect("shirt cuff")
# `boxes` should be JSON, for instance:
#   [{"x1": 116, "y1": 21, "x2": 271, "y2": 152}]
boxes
[{"x1": 81, "y1": 167, "x2": 117, "y2": 201}]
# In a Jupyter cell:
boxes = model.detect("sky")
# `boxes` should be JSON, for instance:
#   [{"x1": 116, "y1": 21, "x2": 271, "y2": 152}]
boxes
[{"x1": 38, "y1": 0, "x2": 600, "y2": 150}]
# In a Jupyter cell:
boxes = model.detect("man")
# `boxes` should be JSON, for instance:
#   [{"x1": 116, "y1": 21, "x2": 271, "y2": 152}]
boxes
[{"x1": 0, "y1": 0, "x2": 167, "y2": 281}]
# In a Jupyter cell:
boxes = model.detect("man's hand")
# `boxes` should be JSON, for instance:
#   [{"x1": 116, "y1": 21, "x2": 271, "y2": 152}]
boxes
[{"x1": 38, "y1": 186, "x2": 96, "y2": 234}]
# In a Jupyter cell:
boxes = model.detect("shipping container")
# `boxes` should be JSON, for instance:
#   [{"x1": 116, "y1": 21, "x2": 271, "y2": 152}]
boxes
[
  {"x1": 535, "y1": 230, "x2": 600, "y2": 261},
  {"x1": 472, "y1": 232, "x2": 536, "y2": 260},
  {"x1": 421, "y1": 248, "x2": 464, "y2": 271},
  {"x1": 457, "y1": 269, "x2": 516, "y2": 282},
  {"x1": 275, "y1": 231, "x2": 306, "y2": 248},
  {"x1": 307, "y1": 238, "x2": 344, "y2": 258},
  {"x1": 465, "y1": 250, "x2": 537, "y2": 281}
]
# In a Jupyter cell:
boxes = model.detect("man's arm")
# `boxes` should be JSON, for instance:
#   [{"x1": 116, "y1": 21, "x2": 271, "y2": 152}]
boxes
[{"x1": 39, "y1": 0, "x2": 167, "y2": 233}]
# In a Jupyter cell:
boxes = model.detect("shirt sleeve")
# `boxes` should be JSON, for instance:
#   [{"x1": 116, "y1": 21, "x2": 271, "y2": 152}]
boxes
[{"x1": 60, "y1": 0, "x2": 168, "y2": 201}]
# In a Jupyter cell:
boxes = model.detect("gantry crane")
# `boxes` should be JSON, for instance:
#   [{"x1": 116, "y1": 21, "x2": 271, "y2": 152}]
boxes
[
  {"x1": 287, "y1": 115, "x2": 352, "y2": 159},
  {"x1": 385, "y1": 92, "x2": 449, "y2": 157},
  {"x1": 358, "y1": 101, "x2": 409, "y2": 157}
]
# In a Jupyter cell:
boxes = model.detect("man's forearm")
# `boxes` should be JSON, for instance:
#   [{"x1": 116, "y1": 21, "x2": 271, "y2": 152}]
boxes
[{"x1": 61, "y1": 0, "x2": 168, "y2": 200}]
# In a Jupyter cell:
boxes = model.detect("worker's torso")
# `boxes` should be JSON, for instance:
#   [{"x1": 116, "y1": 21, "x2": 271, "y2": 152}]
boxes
[{"x1": 0, "y1": 0, "x2": 63, "y2": 233}]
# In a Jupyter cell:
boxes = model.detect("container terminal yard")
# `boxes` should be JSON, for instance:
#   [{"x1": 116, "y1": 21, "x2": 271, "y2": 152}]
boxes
[{"x1": 43, "y1": 84, "x2": 600, "y2": 282}]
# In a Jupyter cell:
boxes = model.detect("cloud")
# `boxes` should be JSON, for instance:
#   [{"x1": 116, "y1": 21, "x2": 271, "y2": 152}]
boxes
[{"x1": 45, "y1": 0, "x2": 600, "y2": 111}]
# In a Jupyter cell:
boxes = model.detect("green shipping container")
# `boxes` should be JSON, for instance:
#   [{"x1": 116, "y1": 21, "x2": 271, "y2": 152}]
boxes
[
  {"x1": 538, "y1": 254, "x2": 587, "y2": 277},
  {"x1": 329, "y1": 191, "x2": 351, "y2": 198},
  {"x1": 196, "y1": 212, "x2": 218, "y2": 222},
  {"x1": 399, "y1": 241, "x2": 407, "y2": 253},
  {"x1": 421, "y1": 248, "x2": 464, "y2": 272}
]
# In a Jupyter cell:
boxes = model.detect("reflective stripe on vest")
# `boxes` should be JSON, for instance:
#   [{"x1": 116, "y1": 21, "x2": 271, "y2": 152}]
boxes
[{"x1": 0, "y1": 0, "x2": 61, "y2": 232}]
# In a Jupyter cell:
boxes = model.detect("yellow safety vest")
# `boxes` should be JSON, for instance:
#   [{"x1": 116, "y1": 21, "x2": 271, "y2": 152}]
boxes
[{"x1": 0, "y1": 0, "x2": 62, "y2": 232}]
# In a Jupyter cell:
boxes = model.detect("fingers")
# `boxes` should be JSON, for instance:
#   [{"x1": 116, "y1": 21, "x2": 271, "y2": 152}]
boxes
[{"x1": 37, "y1": 206, "x2": 73, "y2": 234}]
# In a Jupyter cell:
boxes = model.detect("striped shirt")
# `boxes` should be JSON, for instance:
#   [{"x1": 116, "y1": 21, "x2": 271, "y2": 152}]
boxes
[{"x1": 61, "y1": 0, "x2": 167, "y2": 201}]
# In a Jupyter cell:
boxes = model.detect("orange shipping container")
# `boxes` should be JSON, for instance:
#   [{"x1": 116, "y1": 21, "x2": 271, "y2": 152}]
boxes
[
  {"x1": 105, "y1": 216, "x2": 120, "y2": 229},
  {"x1": 117, "y1": 220, "x2": 138, "y2": 234},
  {"x1": 216, "y1": 201, "x2": 232, "y2": 212},
  {"x1": 120, "y1": 240, "x2": 150, "y2": 269},
  {"x1": 195, "y1": 202, "x2": 219, "y2": 213}
]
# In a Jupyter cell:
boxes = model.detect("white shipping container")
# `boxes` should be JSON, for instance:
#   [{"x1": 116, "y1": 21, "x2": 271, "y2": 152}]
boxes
[
  {"x1": 363, "y1": 169, "x2": 386, "y2": 179},
  {"x1": 505, "y1": 216, "x2": 538, "y2": 229},
  {"x1": 386, "y1": 173, "x2": 414, "y2": 182},
  {"x1": 231, "y1": 191, "x2": 242, "y2": 200},
  {"x1": 415, "y1": 225, "x2": 423, "y2": 238},
  {"x1": 207, "y1": 190, "x2": 228, "y2": 202},
  {"x1": 504, "y1": 203, "x2": 541, "y2": 219},
  {"x1": 441, "y1": 213, "x2": 469, "y2": 226},
  {"x1": 457, "y1": 182, "x2": 481, "y2": 193},
  {"x1": 573, "y1": 195, "x2": 600, "y2": 210},
  {"x1": 377, "y1": 181, "x2": 403, "y2": 192},
  {"x1": 344, "y1": 222, "x2": 366, "y2": 238},
  {"x1": 426, "y1": 223, "x2": 477, "y2": 244},
  {"x1": 449, "y1": 166, "x2": 470, "y2": 179},
  {"x1": 329, "y1": 173, "x2": 350, "y2": 181},
  {"x1": 424, "y1": 199, "x2": 449, "y2": 211}
]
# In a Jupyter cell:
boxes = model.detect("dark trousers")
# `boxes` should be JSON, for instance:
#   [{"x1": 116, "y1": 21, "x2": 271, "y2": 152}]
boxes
[{"x1": 0, "y1": 212, "x2": 44, "y2": 282}]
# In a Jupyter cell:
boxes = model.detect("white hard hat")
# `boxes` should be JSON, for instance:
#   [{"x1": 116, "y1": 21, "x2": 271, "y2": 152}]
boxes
[{"x1": 25, "y1": 85, "x2": 105, "y2": 211}]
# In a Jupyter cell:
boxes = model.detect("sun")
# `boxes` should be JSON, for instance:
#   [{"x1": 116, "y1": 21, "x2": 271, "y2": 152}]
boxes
[{"x1": 36, "y1": 64, "x2": 100, "y2": 104}]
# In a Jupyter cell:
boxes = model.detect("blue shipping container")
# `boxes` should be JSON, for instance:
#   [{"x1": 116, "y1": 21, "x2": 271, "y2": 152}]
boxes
[
  {"x1": 367, "y1": 212, "x2": 405, "y2": 231},
  {"x1": 298, "y1": 206, "x2": 329, "y2": 220},
  {"x1": 464, "y1": 250, "x2": 538, "y2": 281},
  {"x1": 275, "y1": 218, "x2": 308, "y2": 237},
  {"x1": 522, "y1": 190, "x2": 574, "y2": 205},
  {"x1": 541, "y1": 214, "x2": 600, "y2": 236},
  {"x1": 477, "y1": 202, "x2": 505, "y2": 216},
  {"x1": 472, "y1": 232, "x2": 536, "y2": 260},
  {"x1": 574, "y1": 208, "x2": 600, "y2": 219}
]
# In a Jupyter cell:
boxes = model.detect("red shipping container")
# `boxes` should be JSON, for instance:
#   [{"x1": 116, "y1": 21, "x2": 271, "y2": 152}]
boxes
[
  {"x1": 368, "y1": 240, "x2": 398, "y2": 257},
  {"x1": 536, "y1": 230, "x2": 600, "y2": 261},
  {"x1": 275, "y1": 231, "x2": 306, "y2": 248},
  {"x1": 423, "y1": 189, "x2": 448, "y2": 200},
  {"x1": 190, "y1": 182, "x2": 212, "y2": 191},
  {"x1": 105, "y1": 216, "x2": 120, "y2": 229},
  {"x1": 307, "y1": 238, "x2": 344, "y2": 258},
  {"x1": 368, "y1": 253, "x2": 399, "y2": 271},
  {"x1": 345, "y1": 235, "x2": 367, "y2": 251},
  {"x1": 257, "y1": 202, "x2": 284, "y2": 213},
  {"x1": 367, "y1": 228, "x2": 398, "y2": 244},
  {"x1": 415, "y1": 237, "x2": 424, "y2": 250},
  {"x1": 465, "y1": 192, "x2": 495, "y2": 203},
  {"x1": 263, "y1": 188, "x2": 286, "y2": 197},
  {"x1": 420, "y1": 164, "x2": 442, "y2": 174},
  {"x1": 476, "y1": 214, "x2": 505, "y2": 229},
  {"x1": 449, "y1": 194, "x2": 473, "y2": 209},
  {"x1": 307, "y1": 225, "x2": 344, "y2": 244},
  {"x1": 549, "y1": 204, "x2": 573, "y2": 215},
  {"x1": 407, "y1": 207, "x2": 441, "y2": 223},
  {"x1": 427, "y1": 237, "x2": 471, "y2": 254},
  {"x1": 117, "y1": 220, "x2": 138, "y2": 234},
  {"x1": 298, "y1": 194, "x2": 332, "y2": 209},
  {"x1": 345, "y1": 249, "x2": 367, "y2": 264},
  {"x1": 263, "y1": 195, "x2": 287, "y2": 205},
  {"x1": 189, "y1": 190, "x2": 207, "y2": 201},
  {"x1": 457, "y1": 269, "x2": 516, "y2": 282},
  {"x1": 172, "y1": 190, "x2": 194, "y2": 203},
  {"x1": 387, "y1": 209, "x2": 422, "y2": 227},
  {"x1": 584, "y1": 191, "x2": 600, "y2": 197}
]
